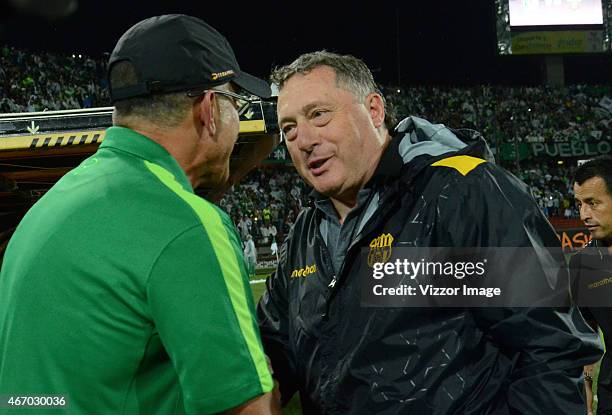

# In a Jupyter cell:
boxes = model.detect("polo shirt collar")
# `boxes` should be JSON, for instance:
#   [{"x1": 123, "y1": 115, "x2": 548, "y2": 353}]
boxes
[{"x1": 100, "y1": 126, "x2": 193, "y2": 192}]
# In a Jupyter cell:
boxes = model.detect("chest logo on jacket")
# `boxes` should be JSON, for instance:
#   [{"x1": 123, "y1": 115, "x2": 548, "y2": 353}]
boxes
[
  {"x1": 290, "y1": 264, "x2": 317, "y2": 279},
  {"x1": 587, "y1": 275, "x2": 612, "y2": 290},
  {"x1": 367, "y1": 233, "x2": 394, "y2": 268}
]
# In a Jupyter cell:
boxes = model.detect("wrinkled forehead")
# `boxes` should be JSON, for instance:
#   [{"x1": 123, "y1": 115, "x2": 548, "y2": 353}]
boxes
[
  {"x1": 279, "y1": 67, "x2": 339, "y2": 95},
  {"x1": 277, "y1": 73, "x2": 339, "y2": 114},
  {"x1": 276, "y1": 64, "x2": 339, "y2": 89}
]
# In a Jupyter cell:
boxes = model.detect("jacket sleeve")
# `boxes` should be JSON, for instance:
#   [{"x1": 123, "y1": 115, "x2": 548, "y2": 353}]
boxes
[
  {"x1": 257, "y1": 239, "x2": 298, "y2": 405},
  {"x1": 434, "y1": 164, "x2": 603, "y2": 414}
]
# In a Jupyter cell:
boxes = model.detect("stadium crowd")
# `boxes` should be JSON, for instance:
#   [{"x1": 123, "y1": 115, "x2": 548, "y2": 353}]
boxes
[
  {"x1": 2, "y1": 47, "x2": 610, "y2": 144},
  {"x1": 218, "y1": 167, "x2": 308, "y2": 247},
  {"x1": 384, "y1": 84, "x2": 612, "y2": 145},
  {"x1": 1, "y1": 47, "x2": 611, "y2": 244},
  {"x1": 509, "y1": 162, "x2": 579, "y2": 219},
  {"x1": 0, "y1": 46, "x2": 109, "y2": 113}
]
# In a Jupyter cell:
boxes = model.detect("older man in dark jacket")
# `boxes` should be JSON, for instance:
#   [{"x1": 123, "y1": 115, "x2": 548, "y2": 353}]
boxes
[{"x1": 258, "y1": 51, "x2": 602, "y2": 415}]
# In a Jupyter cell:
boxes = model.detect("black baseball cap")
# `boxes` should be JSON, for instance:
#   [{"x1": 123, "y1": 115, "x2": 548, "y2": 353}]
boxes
[{"x1": 108, "y1": 14, "x2": 271, "y2": 103}]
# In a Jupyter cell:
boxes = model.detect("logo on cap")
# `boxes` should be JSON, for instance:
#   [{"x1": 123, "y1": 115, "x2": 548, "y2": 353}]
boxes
[{"x1": 211, "y1": 70, "x2": 235, "y2": 81}]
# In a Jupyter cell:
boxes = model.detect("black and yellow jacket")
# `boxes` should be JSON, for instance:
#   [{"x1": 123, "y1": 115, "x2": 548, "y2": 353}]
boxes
[
  {"x1": 258, "y1": 116, "x2": 602, "y2": 414},
  {"x1": 570, "y1": 239, "x2": 612, "y2": 410}
]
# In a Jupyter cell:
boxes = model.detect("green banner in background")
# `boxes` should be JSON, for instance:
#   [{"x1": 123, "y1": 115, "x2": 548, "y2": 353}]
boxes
[
  {"x1": 500, "y1": 140, "x2": 611, "y2": 161},
  {"x1": 264, "y1": 143, "x2": 293, "y2": 165},
  {"x1": 500, "y1": 142, "x2": 532, "y2": 161},
  {"x1": 531, "y1": 141, "x2": 612, "y2": 158}
]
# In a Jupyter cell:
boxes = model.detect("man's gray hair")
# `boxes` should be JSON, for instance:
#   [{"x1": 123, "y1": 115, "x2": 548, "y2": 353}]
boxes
[{"x1": 270, "y1": 50, "x2": 397, "y2": 129}]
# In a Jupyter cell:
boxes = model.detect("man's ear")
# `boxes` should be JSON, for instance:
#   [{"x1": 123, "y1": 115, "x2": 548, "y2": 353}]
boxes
[
  {"x1": 366, "y1": 93, "x2": 386, "y2": 129},
  {"x1": 197, "y1": 91, "x2": 217, "y2": 136}
]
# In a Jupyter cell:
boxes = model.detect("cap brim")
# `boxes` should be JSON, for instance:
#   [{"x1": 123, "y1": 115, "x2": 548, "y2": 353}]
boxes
[{"x1": 233, "y1": 71, "x2": 271, "y2": 99}]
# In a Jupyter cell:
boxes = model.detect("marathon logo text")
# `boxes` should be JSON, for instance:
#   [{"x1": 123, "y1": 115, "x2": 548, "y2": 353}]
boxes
[{"x1": 291, "y1": 264, "x2": 317, "y2": 279}]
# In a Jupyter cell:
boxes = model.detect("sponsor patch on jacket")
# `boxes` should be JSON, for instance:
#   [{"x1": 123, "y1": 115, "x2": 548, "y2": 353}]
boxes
[
  {"x1": 367, "y1": 233, "x2": 394, "y2": 268},
  {"x1": 431, "y1": 155, "x2": 486, "y2": 176},
  {"x1": 291, "y1": 264, "x2": 317, "y2": 278}
]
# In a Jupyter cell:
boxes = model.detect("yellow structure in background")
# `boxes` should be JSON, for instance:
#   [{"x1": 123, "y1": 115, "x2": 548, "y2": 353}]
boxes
[{"x1": 0, "y1": 120, "x2": 266, "y2": 152}]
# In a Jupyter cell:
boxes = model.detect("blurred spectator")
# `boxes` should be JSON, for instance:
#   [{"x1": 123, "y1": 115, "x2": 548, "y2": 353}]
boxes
[
  {"x1": 237, "y1": 216, "x2": 251, "y2": 240},
  {"x1": 270, "y1": 237, "x2": 279, "y2": 262},
  {"x1": 260, "y1": 222, "x2": 277, "y2": 246},
  {"x1": 243, "y1": 234, "x2": 257, "y2": 276}
]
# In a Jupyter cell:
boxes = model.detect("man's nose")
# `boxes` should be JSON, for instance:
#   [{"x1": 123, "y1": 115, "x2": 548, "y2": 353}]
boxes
[
  {"x1": 580, "y1": 204, "x2": 591, "y2": 222},
  {"x1": 295, "y1": 122, "x2": 320, "y2": 153}
]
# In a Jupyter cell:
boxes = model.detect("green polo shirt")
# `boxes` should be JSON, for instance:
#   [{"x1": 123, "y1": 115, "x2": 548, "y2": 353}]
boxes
[{"x1": 0, "y1": 127, "x2": 272, "y2": 414}]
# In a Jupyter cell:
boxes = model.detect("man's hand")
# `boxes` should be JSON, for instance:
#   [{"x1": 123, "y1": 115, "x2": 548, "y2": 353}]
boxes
[
  {"x1": 584, "y1": 363, "x2": 596, "y2": 382},
  {"x1": 584, "y1": 363, "x2": 596, "y2": 415}
]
